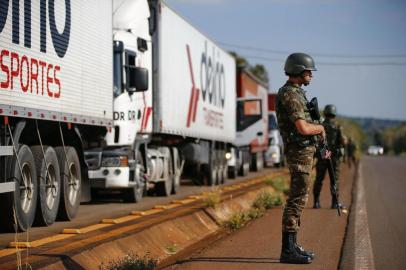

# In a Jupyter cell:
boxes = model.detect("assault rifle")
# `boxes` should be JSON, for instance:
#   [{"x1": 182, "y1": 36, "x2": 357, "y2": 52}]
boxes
[{"x1": 307, "y1": 97, "x2": 341, "y2": 216}]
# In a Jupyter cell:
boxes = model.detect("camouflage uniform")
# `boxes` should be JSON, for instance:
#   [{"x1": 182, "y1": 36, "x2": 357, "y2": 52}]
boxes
[
  {"x1": 276, "y1": 81, "x2": 316, "y2": 233},
  {"x1": 347, "y1": 140, "x2": 357, "y2": 168},
  {"x1": 313, "y1": 119, "x2": 345, "y2": 199}
]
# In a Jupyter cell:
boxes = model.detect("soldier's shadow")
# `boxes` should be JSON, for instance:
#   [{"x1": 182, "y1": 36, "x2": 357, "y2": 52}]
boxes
[{"x1": 176, "y1": 256, "x2": 280, "y2": 265}]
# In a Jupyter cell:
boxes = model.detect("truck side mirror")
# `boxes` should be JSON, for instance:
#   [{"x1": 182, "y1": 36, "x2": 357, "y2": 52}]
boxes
[{"x1": 127, "y1": 67, "x2": 149, "y2": 93}]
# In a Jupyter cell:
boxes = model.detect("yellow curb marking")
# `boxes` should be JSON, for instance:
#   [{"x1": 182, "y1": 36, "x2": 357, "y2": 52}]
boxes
[
  {"x1": 131, "y1": 208, "x2": 164, "y2": 216},
  {"x1": 9, "y1": 234, "x2": 73, "y2": 248},
  {"x1": 171, "y1": 199, "x2": 196, "y2": 204},
  {"x1": 0, "y1": 248, "x2": 19, "y2": 258},
  {"x1": 188, "y1": 195, "x2": 203, "y2": 199},
  {"x1": 154, "y1": 204, "x2": 181, "y2": 210},
  {"x1": 63, "y1": 223, "x2": 113, "y2": 234},
  {"x1": 101, "y1": 215, "x2": 142, "y2": 224}
]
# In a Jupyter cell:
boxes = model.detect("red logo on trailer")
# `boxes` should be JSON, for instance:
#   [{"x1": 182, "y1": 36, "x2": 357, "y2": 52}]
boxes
[{"x1": 186, "y1": 45, "x2": 200, "y2": 128}]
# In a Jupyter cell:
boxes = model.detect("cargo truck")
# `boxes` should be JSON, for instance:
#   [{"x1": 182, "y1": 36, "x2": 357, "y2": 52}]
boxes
[
  {"x1": 85, "y1": 0, "x2": 236, "y2": 200},
  {"x1": 264, "y1": 93, "x2": 285, "y2": 167},
  {"x1": 0, "y1": 0, "x2": 114, "y2": 231},
  {"x1": 227, "y1": 67, "x2": 268, "y2": 178},
  {"x1": 0, "y1": 0, "x2": 235, "y2": 232}
]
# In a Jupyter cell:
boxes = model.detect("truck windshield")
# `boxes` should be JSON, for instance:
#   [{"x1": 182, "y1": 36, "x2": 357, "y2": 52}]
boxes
[
  {"x1": 113, "y1": 51, "x2": 123, "y2": 97},
  {"x1": 269, "y1": 114, "x2": 278, "y2": 130},
  {"x1": 237, "y1": 99, "x2": 262, "y2": 132}
]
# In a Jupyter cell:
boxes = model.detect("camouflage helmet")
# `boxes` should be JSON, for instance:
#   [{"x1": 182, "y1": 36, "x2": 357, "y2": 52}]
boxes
[
  {"x1": 324, "y1": 104, "x2": 337, "y2": 117},
  {"x1": 284, "y1": 53, "x2": 317, "y2": 76}
]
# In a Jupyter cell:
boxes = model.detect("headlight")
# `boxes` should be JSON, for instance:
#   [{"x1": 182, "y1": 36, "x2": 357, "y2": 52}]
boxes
[
  {"x1": 271, "y1": 153, "x2": 278, "y2": 158},
  {"x1": 101, "y1": 156, "x2": 128, "y2": 167},
  {"x1": 225, "y1": 152, "x2": 232, "y2": 160}
]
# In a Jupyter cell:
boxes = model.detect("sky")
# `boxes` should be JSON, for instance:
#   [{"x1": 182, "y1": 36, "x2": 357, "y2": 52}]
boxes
[{"x1": 165, "y1": 0, "x2": 406, "y2": 121}]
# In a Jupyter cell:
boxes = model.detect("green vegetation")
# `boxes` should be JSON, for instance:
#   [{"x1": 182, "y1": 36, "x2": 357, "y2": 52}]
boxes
[
  {"x1": 229, "y1": 51, "x2": 269, "y2": 84},
  {"x1": 265, "y1": 176, "x2": 289, "y2": 195},
  {"x1": 381, "y1": 122, "x2": 406, "y2": 155},
  {"x1": 252, "y1": 191, "x2": 283, "y2": 210},
  {"x1": 337, "y1": 117, "x2": 366, "y2": 158},
  {"x1": 222, "y1": 191, "x2": 283, "y2": 231},
  {"x1": 203, "y1": 189, "x2": 221, "y2": 208},
  {"x1": 165, "y1": 243, "x2": 179, "y2": 254},
  {"x1": 99, "y1": 252, "x2": 157, "y2": 270}
]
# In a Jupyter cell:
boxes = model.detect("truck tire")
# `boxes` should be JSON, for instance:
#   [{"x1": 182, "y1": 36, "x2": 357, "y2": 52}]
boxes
[
  {"x1": 171, "y1": 150, "x2": 181, "y2": 194},
  {"x1": 0, "y1": 145, "x2": 38, "y2": 232},
  {"x1": 123, "y1": 150, "x2": 145, "y2": 202},
  {"x1": 31, "y1": 146, "x2": 61, "y2": 226},
  {"x1": 54, "y1": 147, "x2": 81, "y2": 221},
  {"x1": 155, "y1": 153, "x2": 173, "y2": 196},
  {"x1": 203, "y1": 162, "x2": 218, "y2": 186},
  {"x1": 251, "y1": 152, "x2": 264, "y2": 172},
  {"x1": 239, "y1": 162, "x2": 249, "y2": 177},
  {"x1": 155, "y1": 179, "x2": 172, "y2": 196},
  {"x1": 228, "y1": 166, "x2": 238, "y2": 179}
]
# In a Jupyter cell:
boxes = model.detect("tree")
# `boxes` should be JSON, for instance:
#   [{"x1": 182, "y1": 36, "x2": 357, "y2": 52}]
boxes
[{"x1": 229, "y1": 51, "x2": 269, "y2": 84}]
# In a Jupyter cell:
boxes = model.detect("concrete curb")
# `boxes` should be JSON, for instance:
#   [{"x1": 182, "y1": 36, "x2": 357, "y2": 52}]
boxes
[
  {"x1": 340, "y1": 161, "x2": 375, "y2": 270},
  {"x1": 39, "y1": 186, "x2": 277, "y2": 269}
]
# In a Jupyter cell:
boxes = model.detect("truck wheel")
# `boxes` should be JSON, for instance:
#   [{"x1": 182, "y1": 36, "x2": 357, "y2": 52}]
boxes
[
  {"x1": 31, "y1": 146, "x2": 61, "y2": 226},
  {"x1": 155, "y1": 153, "x2": 173, "y2": 196},
  {"x1": 155, "y1": 179, "x2": 172, "y2": 196},
  {"x1": 123, "y1": 150, "x2": 145, "y2": 202},
  {"x1": 171, "y1": 151, "x2": 181, "y2": 194},
  {"x1": 251, "y1": 152, "x2": 264, "y2": 172},
  {"x1": 239, "y1": 162, "x2": 249, "y2": 177},
  {"x1": 228, "y1": 166, "x2": 237, "y2": 179},
  {"x1": 204, "y1": 161, "x2": 218, "y2": 186},
  {"x1": 54, "y1": 147, "x2": 81, "y2": 221},
  {"x1": 0, "y1": 145, "x2": 38, "y2": 232}
]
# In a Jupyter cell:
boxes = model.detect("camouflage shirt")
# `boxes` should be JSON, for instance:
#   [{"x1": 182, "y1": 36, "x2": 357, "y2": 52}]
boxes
[
  {"x1": 323, "y1": 118, "x2": 344, "y2": 151},
  {"x1": 276, "y1": 81, "x2": 314, "y2": 149}
]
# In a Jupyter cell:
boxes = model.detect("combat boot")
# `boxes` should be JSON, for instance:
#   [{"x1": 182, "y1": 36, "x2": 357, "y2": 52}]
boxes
[
  {"x1": 293, "y1": 233, "x2": 315, "y2": 259},
  {"x1": 313, "y1": 196, "x2": 320, "y2": 209},
  {"x1": 280, "y1": 232, "x2": 312, "y2": 264},
  {"x1": 331, "y1": 198, "x2": 345, "y2": 209}
]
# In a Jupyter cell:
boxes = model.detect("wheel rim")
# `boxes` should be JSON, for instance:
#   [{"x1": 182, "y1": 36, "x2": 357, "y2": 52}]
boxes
[
  {"x1": 20, "y1": 162, "x2": 34, "y2": 214},
  {"x1": 45, "y1": 164, "x2": 58, "y2": 210},
  {"x1": 68, "y1": 162, "x2": 80, "y2": 205}
]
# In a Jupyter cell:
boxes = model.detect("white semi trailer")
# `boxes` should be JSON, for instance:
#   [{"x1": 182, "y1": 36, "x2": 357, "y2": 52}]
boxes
[
  {"x1": 85, "y1": 0, "x2": 236, "y2": 200},
  {"x1": 0, "y1": 0, "x2": 235, "y2": 232},
  {"x1": 0, "y1": 0, "x2": 114, "y2": 231}
]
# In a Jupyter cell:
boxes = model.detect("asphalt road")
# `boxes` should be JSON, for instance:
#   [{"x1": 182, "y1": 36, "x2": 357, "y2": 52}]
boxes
[
  {"x1": 362, "y1": 155, "x2": 406, "y2": 270},
  {"x1": 0, "y1": 168, "x2": 278, "y2": 249},
  {"x1": 164, "y1": 163, "x2": 355, "y2": 270}
]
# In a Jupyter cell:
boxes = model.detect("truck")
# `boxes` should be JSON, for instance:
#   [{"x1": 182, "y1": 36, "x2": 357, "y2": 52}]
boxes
[
  {"x1": 85, "y1": 0, "x2": 236, "y2": 199},
  {"x1": 227, "y1": 67, "x2": 268, "y2": 178},
  {"x1": 0, "y1": 0, "x2": 236, "y2": 232},
  {"x1": 264, "y1": 93, "x2": 285, "y2": 167},
  {"x1": 0, "y1": 0, "x2": 114, "y2": 231}
]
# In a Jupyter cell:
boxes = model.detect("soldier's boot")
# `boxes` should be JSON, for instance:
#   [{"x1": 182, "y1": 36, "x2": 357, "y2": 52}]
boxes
[
  {"x1": 331, "y1": 198, "x2": 345, "y2": 209},
  {"x1": 313, "y1": 195, "x2": 320, "y2": 209},
  {"x1": 280, "y1": 232, "x2": 312, "y2": 264},
  {"x1": 293, "y1": 233, "x2": 315, "y2": 259}
]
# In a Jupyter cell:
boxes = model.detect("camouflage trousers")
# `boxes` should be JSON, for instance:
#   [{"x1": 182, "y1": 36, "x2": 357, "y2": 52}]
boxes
[
  {"x1": 282, "y1": 145, "x2": 316, "y2": 233},
  {"x1": 313, "y1": 157, "x2": 341, "y2": 198}
]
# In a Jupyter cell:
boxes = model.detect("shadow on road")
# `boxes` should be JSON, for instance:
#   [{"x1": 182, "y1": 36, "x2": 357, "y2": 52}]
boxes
[{"x1": 176, "y1": 256, "x2": 280, "y2": 265}]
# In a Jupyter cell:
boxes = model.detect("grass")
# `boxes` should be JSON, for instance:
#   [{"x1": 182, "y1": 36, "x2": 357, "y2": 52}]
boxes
[
  {"x1": 222, "y1": 191, "x2": 283, "y2": 231},
  {"x1": 99, "y1": 252, "x2": 157, "y2": 270},
  {"x1": 265, "y1": 176, "x2": 290, "y2": 195},
  {"x1": 252, "y1": 191, "x2": 283, "y2": 210},
  {"x1": 165, "y1": 243, "x2": 179, "y2": 254},
  {"x1": 203, "y1": 189, "x2": 221, "y2": 208}
]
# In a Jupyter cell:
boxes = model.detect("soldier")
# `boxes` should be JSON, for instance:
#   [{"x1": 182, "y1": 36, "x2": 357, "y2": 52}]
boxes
[
  {"x1": 347, "y1": 137, "x2": 357, "y2": 168},
  {"x1": 313, "y1": 105, "x2": 345, "y2": 209},
  {"x1": 276, "y1": 53, "x2": 329, "y2": 264}
]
